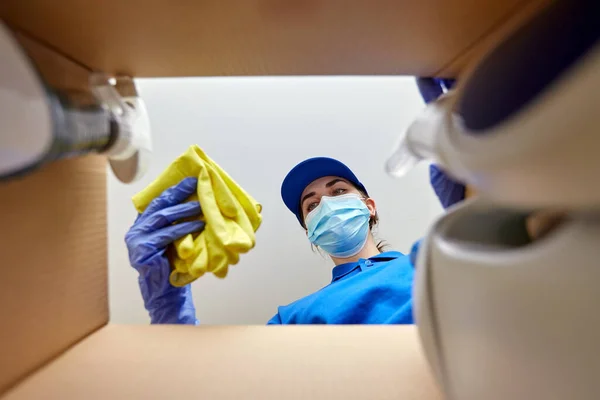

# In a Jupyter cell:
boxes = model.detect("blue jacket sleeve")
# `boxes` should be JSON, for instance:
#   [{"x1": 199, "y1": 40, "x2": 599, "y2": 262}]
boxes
[
  {"x1": 267, "y1": 312, "x2": 283, "y2": 325},
  {"x1": 409, "y1": 239, "x2": 423, "y2": 268}
]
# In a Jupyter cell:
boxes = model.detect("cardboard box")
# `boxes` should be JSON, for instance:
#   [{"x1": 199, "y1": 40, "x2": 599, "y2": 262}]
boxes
[
  {"x1": 0, "y1": 1, "x2": 550, "y2": 398},
  {"x1": 1, "y1": 0, "x2": 549, "y2": 78}
]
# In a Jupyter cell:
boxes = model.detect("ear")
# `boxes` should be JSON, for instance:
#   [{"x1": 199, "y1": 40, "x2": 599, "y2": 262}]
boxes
[{"x1": 365, "y1": 198, "x2": 377, "y2": 218}]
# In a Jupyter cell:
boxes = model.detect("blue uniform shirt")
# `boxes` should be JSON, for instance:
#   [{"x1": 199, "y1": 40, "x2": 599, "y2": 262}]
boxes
[{"x1": 267, "y1": 251, "x2": 414, "y2": 324}]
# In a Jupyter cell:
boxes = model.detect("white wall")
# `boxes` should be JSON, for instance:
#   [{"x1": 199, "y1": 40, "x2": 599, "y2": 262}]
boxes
[{"x1": 108, "y1": 76, "x2": 443, "y2": 325}]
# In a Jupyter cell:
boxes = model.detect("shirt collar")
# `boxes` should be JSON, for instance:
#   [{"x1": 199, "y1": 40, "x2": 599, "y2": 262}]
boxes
[{"x1": 331, "y1": 251, "x2": 404, "y2": 282}]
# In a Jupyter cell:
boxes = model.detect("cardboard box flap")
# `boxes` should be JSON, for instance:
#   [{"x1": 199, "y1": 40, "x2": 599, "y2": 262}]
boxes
[
  {"x1": 0, "y1": 157, "x2": 108, "y2": 394},
  {"x1": 3, "y1": 325, "x2": 442, "y2": 400},
  {"x1": 1, "y1": 0, "x2": 549, "y2": 78},
  {"x1": 0, "y1": 33, "x2": 108, "y2": 395}
]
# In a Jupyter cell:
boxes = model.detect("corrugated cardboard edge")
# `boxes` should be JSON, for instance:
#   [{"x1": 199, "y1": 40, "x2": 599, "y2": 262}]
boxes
[{"x1": 0, "y1": 34, "x2": 108, "y2": 394}]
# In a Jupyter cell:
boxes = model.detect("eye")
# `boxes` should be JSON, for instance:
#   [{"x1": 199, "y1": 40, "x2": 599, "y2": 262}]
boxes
[
  {"x1": 306, "y1": 201, "x2": 319, "y2": 212},
  {"x1": 333, "y1": 188, "x2": 346, "y2": 196}
]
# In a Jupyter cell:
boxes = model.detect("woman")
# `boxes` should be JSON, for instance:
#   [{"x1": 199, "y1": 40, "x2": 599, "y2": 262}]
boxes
[{"x1": 125, "y1": 157, "x2": 416, "y2": 324}]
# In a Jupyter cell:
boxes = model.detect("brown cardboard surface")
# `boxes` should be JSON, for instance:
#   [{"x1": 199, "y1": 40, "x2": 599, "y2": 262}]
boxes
[
  {"x1": 12, "y1": 33, "x2": 91, "y2": 92},
  {"x1": 435, "y1": 0, "x2": 550, "y2": 77},
  {"x1": 0, "y1": 29, "x2": 108, "y2": 394},
  {"x1": 1, "y1": 0, "x2": 548, "y2": 78},
  {"x1": 0, "y1": 156, "x2": 108, "y2": 394},
  {"x1": 3, "y1": 325, "x2": 442, "y2": 400}
]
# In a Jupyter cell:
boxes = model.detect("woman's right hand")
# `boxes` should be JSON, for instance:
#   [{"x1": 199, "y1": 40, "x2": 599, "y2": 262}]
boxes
[{"x1": 125, "y1": 177, "x2": 204, "y2": 324}]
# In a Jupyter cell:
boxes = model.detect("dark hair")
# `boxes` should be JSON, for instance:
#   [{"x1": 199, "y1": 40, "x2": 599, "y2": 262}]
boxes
[
  {"x1": 356, "y1": 187, "x2": 388, "y2": 254},
  {"x1": 304, "y1": 184, "x2": 388, "y2": 254}
]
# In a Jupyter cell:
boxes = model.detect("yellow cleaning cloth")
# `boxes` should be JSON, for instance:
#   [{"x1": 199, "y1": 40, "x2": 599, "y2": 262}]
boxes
[{"x1": 132, "y1": 145, "x2": 262, "y2": 286}]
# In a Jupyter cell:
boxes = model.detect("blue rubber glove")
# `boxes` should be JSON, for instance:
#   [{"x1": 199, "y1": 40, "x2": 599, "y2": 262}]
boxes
[
  {"x1": 125, "y1": 177, "x2": 204, "y2": 324},
  {"x1": 416, "y1": 77, "x2": 466, "y2": 209},
  {"x1": 429, "y1": 164, "x2": 466, "y2": 209},
  {"x1": 415, "y1": 77, "x2": 456, "y2": 103}
]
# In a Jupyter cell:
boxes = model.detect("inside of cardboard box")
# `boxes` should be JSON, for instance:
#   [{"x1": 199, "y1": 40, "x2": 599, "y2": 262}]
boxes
[
  {"x1": 0, "y1": 0, "x2": 554, "y2": 397},
  {"x1": 3, "y1": 325, "x2": 442, "y2": 400},
  {"x1": 0, "y1": 0, "x2": 550, "y2": 78},
  {"x1": 0, "y1": 32, "x2": 109, "y2": 394}
]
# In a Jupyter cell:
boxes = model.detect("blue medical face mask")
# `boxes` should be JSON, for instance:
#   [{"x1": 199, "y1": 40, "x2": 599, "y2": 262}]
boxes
[{"x1": 305, "y1": 193, "x2": 371, "y2": 258}]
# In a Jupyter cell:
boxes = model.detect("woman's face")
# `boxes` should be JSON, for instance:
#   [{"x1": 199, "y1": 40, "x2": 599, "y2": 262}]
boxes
[{"x1": 299, "y1": 176, "x2": 376, "y2": 224}]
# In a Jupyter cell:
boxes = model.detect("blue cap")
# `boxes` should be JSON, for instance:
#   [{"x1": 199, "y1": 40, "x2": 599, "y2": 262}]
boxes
[{"x1": 281, "y1": 157, "x2": 368, "y2": 225}]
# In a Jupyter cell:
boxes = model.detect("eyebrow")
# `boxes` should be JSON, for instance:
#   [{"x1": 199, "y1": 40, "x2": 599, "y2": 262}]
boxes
[{"x1": 300, "y1": 178, "x2": 347, "y2": 210}]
